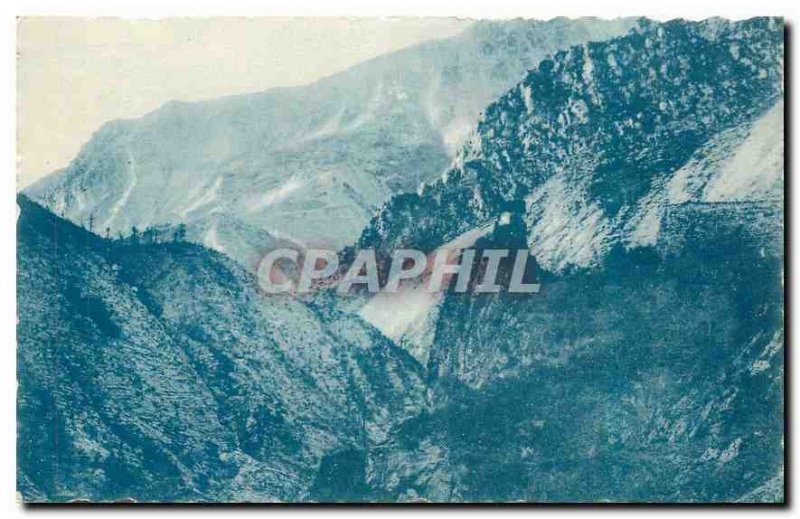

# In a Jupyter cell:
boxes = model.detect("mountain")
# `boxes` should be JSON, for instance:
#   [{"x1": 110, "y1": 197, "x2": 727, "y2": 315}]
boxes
[
  {"x1": 357, "y1": 17, "x2": 783, "y2": 257},
  {"x1": 17, "y1": 17, "x2": 784, "y2": 503},
  {"x1": 25, "y1": 18, "x2": 636, "y2": 267},
  {"x1": 17, "y1": 195, "x2": 427, "y2": 502},
  {"x1": 355, "y1": 17, "x2": 783, "y2": 358},
  {"x1": 366, "y1": 200, "x2": 783, "y2": 502},
  {"x1": 350, "y1": 17, "x2": 784, "y2": 501}
]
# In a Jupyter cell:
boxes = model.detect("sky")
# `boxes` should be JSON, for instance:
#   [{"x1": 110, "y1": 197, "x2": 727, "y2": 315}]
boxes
[{"x1": 16, "y1": 17, "x2": 468, "y2": 188}]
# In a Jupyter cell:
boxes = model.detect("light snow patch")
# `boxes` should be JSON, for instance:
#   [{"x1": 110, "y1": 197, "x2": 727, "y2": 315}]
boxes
[
  {"x1": 204, "y1": 224, "x2": 225, "y2": 253},
  {"x1": 520, "y1": 84, "x2": 534, "y2": 115},
  {"x1": 252, "y1": 178, "x2": 304, "y2": 210},
  {"x1": 441, "y1": 116, "x2": 476, "y2": 156},
  {"x1": 103, "y1": 149, "x2": 138, "y2": 230},
  {"x1": 181, "y1": 176, "x2": 223, "y2": 218}
]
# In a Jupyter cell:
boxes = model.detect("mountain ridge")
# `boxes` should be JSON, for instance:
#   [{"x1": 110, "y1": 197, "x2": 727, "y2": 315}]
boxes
[
  {"x1": 26, "y1": 18, "x2": 638, "y2": 264},
  {"x1": 17, "y1": 16, "x2": 784, "y2": 503}
]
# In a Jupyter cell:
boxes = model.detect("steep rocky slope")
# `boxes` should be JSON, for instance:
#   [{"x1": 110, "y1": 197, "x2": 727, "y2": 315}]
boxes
[
  {"x1": 350, "y1": 17, "x2": 784, "y2": 501},
  {"x1": 26, "y1": 19, "x2": 635, "y2": 261},
  {"x1": 357, "y1": 18, "x2": 783, "y2": 258},
  {"x1": 17, "y1": 195, "x2": 426, "y2": 502},
  {"x1": 355, "y1": 17, "x2": 783, "y2": 359},
  {"x1": 364, "y1": 203, "x2": 782, "y2": 502}
]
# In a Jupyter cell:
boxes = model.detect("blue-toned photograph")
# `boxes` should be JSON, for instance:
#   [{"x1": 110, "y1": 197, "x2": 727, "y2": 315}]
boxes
[{"x1": 16, "y1": 16, "x2": 784, "y2": 503}]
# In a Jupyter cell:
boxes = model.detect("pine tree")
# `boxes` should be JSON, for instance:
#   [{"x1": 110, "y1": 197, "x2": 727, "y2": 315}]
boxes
[{"x1": 173, "y1": 223, "x2": 187, "y2": 242}]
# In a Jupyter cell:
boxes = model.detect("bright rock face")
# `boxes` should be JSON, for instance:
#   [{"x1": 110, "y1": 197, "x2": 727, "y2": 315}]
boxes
[{"x1": 18, "y1": 17, "x2": 784, "y2": 503}]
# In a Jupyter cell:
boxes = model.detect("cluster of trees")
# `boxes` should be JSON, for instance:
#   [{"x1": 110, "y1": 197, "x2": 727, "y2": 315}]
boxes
[
  {"x1": 126, "y1": 223, "x2": 188, "y2": 244},
  {"x1": 85, "y1": 213, "x2": 188, "y2": 244}
]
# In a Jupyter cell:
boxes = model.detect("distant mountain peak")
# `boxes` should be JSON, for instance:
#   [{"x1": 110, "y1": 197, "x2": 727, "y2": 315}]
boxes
[{"x1": 26, "y1": 18, "x2": 637, "y2": 266}]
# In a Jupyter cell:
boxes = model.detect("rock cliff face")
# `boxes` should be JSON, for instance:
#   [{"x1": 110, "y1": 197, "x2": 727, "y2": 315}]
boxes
[{"x1": 18, "y1": 17, "x2": 784, "y2": 503}]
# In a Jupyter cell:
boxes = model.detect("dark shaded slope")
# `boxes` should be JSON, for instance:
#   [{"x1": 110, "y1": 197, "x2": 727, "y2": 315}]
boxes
[
  {"x1": 17, "y1": 196, "x2": 426, "y2": 502},
  {"x1": 368, "y1": 202, "x2": 783, "y2": 502}
]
